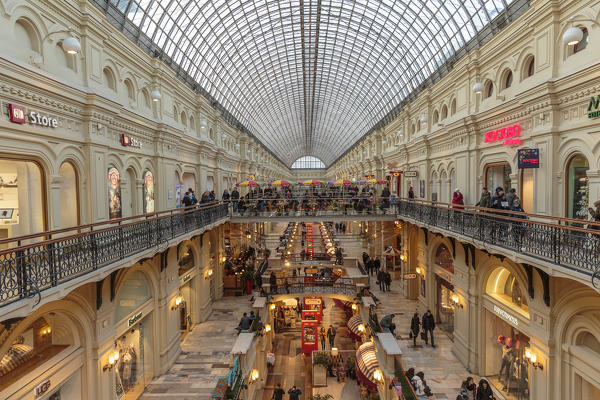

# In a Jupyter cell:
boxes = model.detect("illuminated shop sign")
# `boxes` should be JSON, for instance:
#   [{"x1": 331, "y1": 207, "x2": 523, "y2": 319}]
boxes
[
  {"x1": 121, "y1": 133, "x2": 142, "y2": 148},
  {"x1": 389, "y1": 170, "x2": 402, "y2": 177},
  {"x1": 588, "y1": 96, "x2": 600, "y2": 119},
  {"x1": 128, "y1": 311, "x2": 143, "y2": 327},
  {"x1": 484, "y1": 124, "x2": 521, "y2": 146},
  {"x1": 404, "y1": 171, "x2": 418, "y2": 178},
  {"x1": 493, "y1": 305, "x2": 518, "y2": 327},
  {"x1": 518, "y1": 149, "x2": 540, "y2": 169},
  {"x1": 34, "y1": 379, "x2": 51, "y2": 398},
  {"x1": 8, "y1": 104, "x2": 58, "y2": 128}
]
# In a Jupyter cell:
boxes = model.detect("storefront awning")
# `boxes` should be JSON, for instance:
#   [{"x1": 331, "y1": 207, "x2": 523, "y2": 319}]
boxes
[
  {"x1": 355, "y1": 341, "x2": 380, "y2": 390},
  {"x1": 347, "y1": 314, "x2": 364, "y2": 341},
  {"x1": 332, "y1": 298, "x2": 353, "y2": 311}
]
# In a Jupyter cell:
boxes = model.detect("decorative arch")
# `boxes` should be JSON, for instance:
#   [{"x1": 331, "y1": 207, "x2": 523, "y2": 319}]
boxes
[
  {"x1": 13, "y1": 16, "x2": 41, "y2": 53},
  {"x1": 441, "y1": 104, "x2": 448, "y2": 120},
  {"x1": 124, "y1": 77, "x2": 135, "y2": 101},
  {"x1": 500, "y1": 68, "x2": 513, "y2": 90},
  {"x1": 102, "y1": 66, "x2": 116, "y2": 91},
  {"x1": 477, "y1": 258, "x2": 530, "y2": 318},
  {"x1": 432, "y1": 109, "x2": 439, "y2": 124},
  {"x1": 291, "y1": 156, "x2": 325, "y2": 169},
  {"x1": 450, "y1": 98, "x2": 457, "y2": 115},
  {"x1": 483, "y1": 79, "x2": 494, "y2": 99}
]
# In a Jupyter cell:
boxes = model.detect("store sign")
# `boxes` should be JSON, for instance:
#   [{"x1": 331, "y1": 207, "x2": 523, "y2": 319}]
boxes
[
  {"x1": 389, "y1": 170, "x2": 402, "y2": 177},
  {"x1": 493, "y1": 305, "x2": 518, "y2": 327},
  {"x1": 588, "y1": 95, "x2": 600, "y2": 119},
  {"x1": 34, "y1": 379, "x2": 51, "y2": 398},
  {"x1": 403, "y1": 273, "x2": 418, "y2": 280},
  {"x1": 484, "y1": 124, "x2": 521, "y2": 146},
  {"x1": 404, "y1": 171, "x2": 418, "y2": 178},
  {"x1": 518, "y1": 149, "x2": 540, "y2": 169},
  {"x1": 128, "y1": 311, "x2": 142, "y2": 327},
  {"x1": 121, "y1": 133, "x2": 142, "y2": 148},
  {"x1": 305, "y1": 298, "x2": 321, "y2": 305},
  {"x1": 8, "y1": 104, "x2": 58, "y2": 127},
  {"x1": 434, "y1": 265, "x2": 453, "y2": 284}
]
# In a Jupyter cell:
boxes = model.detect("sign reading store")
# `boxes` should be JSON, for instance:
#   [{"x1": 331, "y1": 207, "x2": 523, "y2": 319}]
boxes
[{"x1": 9, "y1": 104, "x2": 58, "y2": 128}]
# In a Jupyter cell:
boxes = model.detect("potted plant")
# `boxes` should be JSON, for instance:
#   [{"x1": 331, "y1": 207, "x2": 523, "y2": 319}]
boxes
[
  {"x1": 313, "y1": 352, "x2": 329, "y2": 387},
  {"x1": 242, "y1": 269, "x2": 255, "y2": 294}
]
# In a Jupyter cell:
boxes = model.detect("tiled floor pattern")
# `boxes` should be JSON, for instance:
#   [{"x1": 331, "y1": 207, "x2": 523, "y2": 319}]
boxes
[{"x1": 140, "y1": 296, "x2": 254, "y2": 400}]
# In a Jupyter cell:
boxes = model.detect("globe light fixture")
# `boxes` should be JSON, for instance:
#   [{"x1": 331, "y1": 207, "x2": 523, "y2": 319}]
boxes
[
  {"x1": 472, "y1": 82, "x2": 484, "y2": 94},
  {"x1": 62, "y1": 36, "x2": 81, "y2": 54},
  {"x1": 563, "y1": 26, "x2": 584, "y2": 46},
  {"x1": 150, "y1": 89, "x2": 161, "y2": 102}
]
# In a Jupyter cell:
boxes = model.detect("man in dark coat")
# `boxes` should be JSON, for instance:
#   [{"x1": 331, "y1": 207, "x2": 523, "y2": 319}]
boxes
[
  {"x1": 272, "y1": 383, "x2": 285, "y2": 400},
  {"x1": 377, "y1": 270, "x2": 385, "y2": 292},
  {"x1": 422, "y1": 310, "x2": 436, "y2": 347},
  {"x1": 288, "y1": 385, "x2": 302, "y2": 400},
  {"x1": 231, "y1": 188, "x2": 240, "y2": 211}
]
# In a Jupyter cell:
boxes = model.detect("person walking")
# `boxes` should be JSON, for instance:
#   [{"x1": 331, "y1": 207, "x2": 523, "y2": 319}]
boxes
[
  {"x1": 490, "y1": 187, "x2": 509, "y2": 239},
  {"x1": 384, "y1": 271, "x2": 392, "y2": 292},
  {"x1": 272, "y1": 383, "x2": 285, "y2": 400},
  {"x1": 422, "y1": 310, "x2": 436, "y2": 347},
  {"x1": 319, "y1": 327, "x2": 327, "y2": 350},
  {"x1": 380, "y1": 314, "x2": 396, "y2": 336},
  {"x1": 231, "y1": 187, "x2": 240, "y2": 211},
  {"x1": 288, "y1": 385, "x2": 302, "y2": 400},
  {"x1": 408, "y1": 186, "x2": 415, "y2": 199},
  {"x1": 475, "y1": 187, "x2": 491, "y2": 208},
  {"x1": 374, "y1": 257, "x2": 381, "y2": 276},
  {"x1": 410, "y1": 312, "x2": 421, "y2": 346},
  {"x1": 377, "y1": 270, "x2": 385, "y2": 292},
  {"x1": 476, "y1": 379, "x2": 494, "y2": 400},
  {"x1": 327, "y1": 325, "x2": 336, "y2": 348},
  {"x1": 506, "y1": 188, "x2": 518, "y2": 208}
]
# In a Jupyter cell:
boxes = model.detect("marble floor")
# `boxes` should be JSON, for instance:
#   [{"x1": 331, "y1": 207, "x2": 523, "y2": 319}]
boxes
[{"x1": 139, "y1": 296, "x2": 253, "y2": 400}]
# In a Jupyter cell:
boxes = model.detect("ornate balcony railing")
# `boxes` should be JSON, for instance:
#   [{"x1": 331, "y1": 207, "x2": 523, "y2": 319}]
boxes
[
  {"x1": 0, "y1": 203, "x2": 228, "y2": 307},
  {"x1": 265, "y1": 276, "x2": 358, "y2": 296},
  {"x1": 395, "y1": 199, "x2": 600, "y2": 278}
]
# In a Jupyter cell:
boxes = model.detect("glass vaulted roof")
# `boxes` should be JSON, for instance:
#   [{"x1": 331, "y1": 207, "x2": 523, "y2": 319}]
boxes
[{"x1": 107, "y1": 0, "x2": 517, "y2": 166}]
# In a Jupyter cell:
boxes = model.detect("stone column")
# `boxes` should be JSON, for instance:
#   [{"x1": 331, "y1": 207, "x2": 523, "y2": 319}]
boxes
[{"x1": 136, "y1": 179, "x2": 144, "y2": 214}]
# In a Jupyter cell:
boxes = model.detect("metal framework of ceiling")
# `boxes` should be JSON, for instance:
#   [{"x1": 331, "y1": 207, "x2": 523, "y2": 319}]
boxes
[{"x1": 94, "y1": 0, "x2": 529, "y2": 167}]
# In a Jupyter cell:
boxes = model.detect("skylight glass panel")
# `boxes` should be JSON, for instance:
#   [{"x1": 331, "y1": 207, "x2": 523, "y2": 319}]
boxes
[{"x1": 112, "y1": 0, "x2": 519, "y2": 166}]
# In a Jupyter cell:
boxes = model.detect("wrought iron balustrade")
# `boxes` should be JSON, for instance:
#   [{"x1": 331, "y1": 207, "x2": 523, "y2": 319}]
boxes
[
  {"x1": 266, "y1": 276, "x2": 357, "y2": 296},
  {"x1": 0, "y1": 204, "x2": 228, "y2": 307},
  {"x1": 395, "y1": 199, "x2": 600, "y2": 277}
]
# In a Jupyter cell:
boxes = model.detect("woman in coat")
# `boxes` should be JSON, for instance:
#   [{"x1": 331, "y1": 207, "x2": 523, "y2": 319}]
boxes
[
  {"x1": 410, "y1": 312, "x2": 421, "y2": 346},
  {"x1": 452, "y1": 188, "x2": 464, "y2": 209},
  {"x1": 476, "y1": 379, "x2": 494, "y2": 400},
  {"x1": 461, "y1": 377, "x2": 477, "y2": 400}
]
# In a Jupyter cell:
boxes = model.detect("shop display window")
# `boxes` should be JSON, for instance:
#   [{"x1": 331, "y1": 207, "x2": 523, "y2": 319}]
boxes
[
  {"x1": 0, "y1": 159, "x2": 45, "y2": 247},
  {"x1": 486, "y1": 311, "x2": 530, "y2": 400},
  {"x1": 143, "y1": 171, "x2": 154, "y2": 214},
  {"x1": 434, "y1": 244, "x2": 454, "y2": 273},
  {"x1": 108, "y1": 167, "x2": 122, "y2": 219},
  {"x1": 566, "y1": 154, "x2": 589, "y2": 220},
  {"x1": 0, "y1": 317, "x2": 70, "y2": 389},
  {"x1": 486, "y1": 268, "x2": 529, "y2": 316},
  {"x1": 115, "y1": 271, "x2": 152, "y2": 322},
  {"x1": 178, "y1": 247, "x2": 195, "y2": 276},
  {"x1": 114, "y1": 318, "x2": 153, "y2": 400},
  {"x1": 485, "y1": 163, "x2": 512, "y2": 194}
]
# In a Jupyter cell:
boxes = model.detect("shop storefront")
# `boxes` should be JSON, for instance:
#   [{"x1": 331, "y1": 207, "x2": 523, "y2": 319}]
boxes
[
  {"x1": 566, "y1": 154, "x2": 589, "y2": 220},
  {"x1": 114, "y1": 271, "x2": 155, "y2": 400},
  {"x1": 178, "y1": 246, "x2": 197, "y2": 331},
  {"x1": 0, "y1": 314, "x2": 85, "y2": 399},
  {"x1": 433, "y1": 244, "x2": 455, "y2": 338},
  {"x1": 485, "y1": 163, "x2": 512, "y2": 193},
  {"x1": 483, "y1": 267, "x2": 531, "y2": 400}
]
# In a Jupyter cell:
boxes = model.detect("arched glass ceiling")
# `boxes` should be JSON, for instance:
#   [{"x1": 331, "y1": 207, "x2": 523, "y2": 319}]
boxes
[
  {"x1": 291, "y1": 156, "x2": 326, "y2": 169},
  {"x1": 105, "y1": 0, "x2": 519, "y2": 166}
]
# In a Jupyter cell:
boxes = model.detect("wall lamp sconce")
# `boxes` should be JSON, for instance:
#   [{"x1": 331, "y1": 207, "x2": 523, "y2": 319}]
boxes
[
  {"x1": 171, "y1": 296, "x2": 183, "y2": 310},
  {"x1": 563, "y1": 16, "x2": 598, "y2": 46},
  {"x1": 103, "y1": 351, "x2": 120, "y2": 372},
  {"x1": 415, "y1": 267, "x2": 423, "y2": 276},
  {"x1": 204, "y1": 269, "x2": 213, "y2": 279},
  {"x1": 399, "y1": 254, "x2": 406, "y2": 262},
  {"x1": 357, "y1": 323, "x2": 366, "y2": 333},
  {"x1": 264, "y1": 324, "x2": 272, "y2": 333},
  {"x1": 221, "y1": 256, "x2": 227, "y2": 263},
  {"x1": 43, "y1": 28, "x2": 81, "y2": 55},
  {"x1": 284, "y1": 261, "x2": 290, "y2": 267},
  {"x1": 351, "y1": 303, "x2": 358, "y2": 312},
  {"x1": 331, "y1": 347, "x2": 339, "y2": 356},
  {"x1": 270, "y1": 304, "x2": 276, "y2": 311},
  {"x1": 249, "y1": 369, "x2": 260, "y2": 383},
  {"x1": 41, "y1": 327, "x2": 52, "y2": 337},
  {"x1": 137, "y1": 85, "x2": 161, "y2": 102},
  {"x1": 451, "y1": 294, "x2": 464, "y2": 309},
  {"x1": 525, "y1": 349, "x2": 543, "y2": 370}
]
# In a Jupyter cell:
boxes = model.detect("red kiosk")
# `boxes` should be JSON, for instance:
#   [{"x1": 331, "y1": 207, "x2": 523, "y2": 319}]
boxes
[
  {"x1": 301, "y1": 320, "x2": 319, "y2": 355},
  {"x1": 303, "y1": 297, "x2": 323, "y2": 321}
]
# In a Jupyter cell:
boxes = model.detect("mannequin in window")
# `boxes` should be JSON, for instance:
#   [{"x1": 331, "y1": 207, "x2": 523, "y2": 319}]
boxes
[{"x1": 499, "y1": 344, "x2": 514, "y2": 389}]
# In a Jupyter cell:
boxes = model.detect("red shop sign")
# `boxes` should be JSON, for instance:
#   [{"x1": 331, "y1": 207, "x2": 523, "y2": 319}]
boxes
[
  {"x1": 484, "y1": 124, "x2": 521, "y2": 146},
  {"x1": 8, "y1": 104, "x2": 26, "y2": 124}
]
